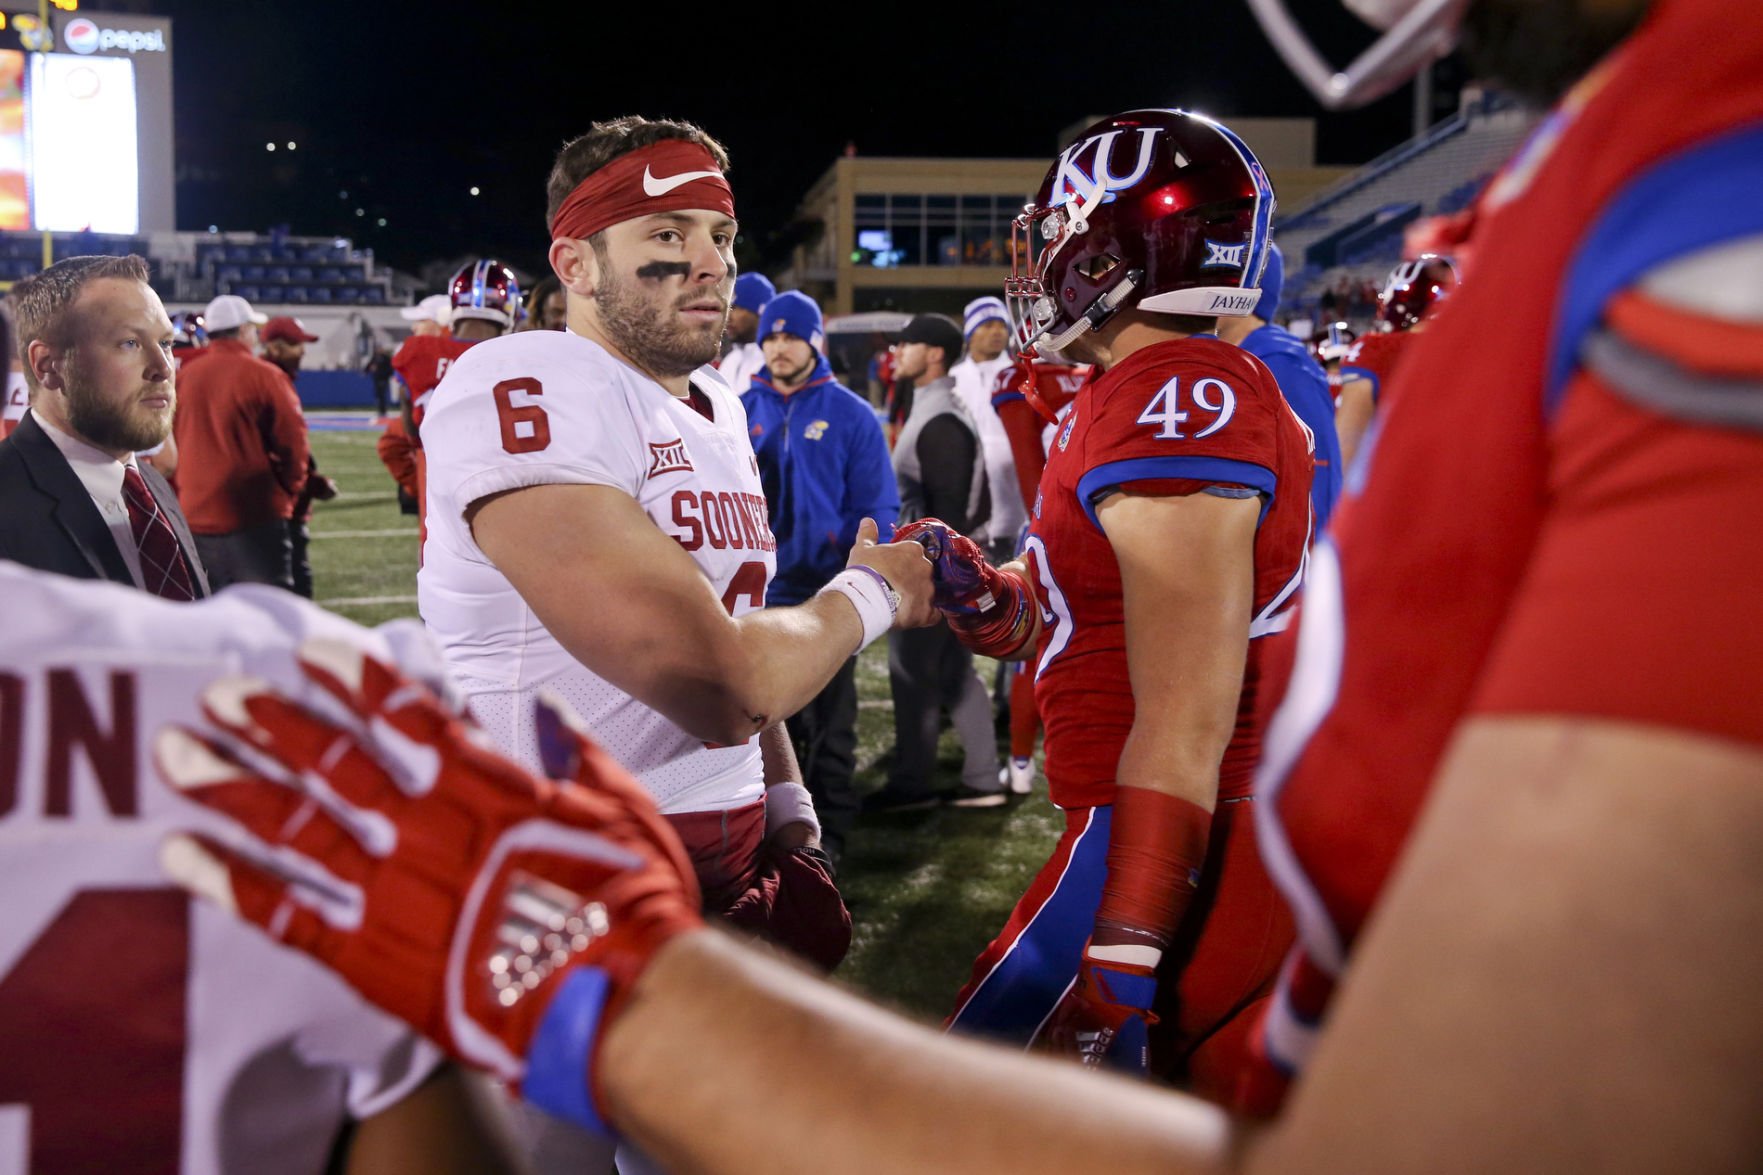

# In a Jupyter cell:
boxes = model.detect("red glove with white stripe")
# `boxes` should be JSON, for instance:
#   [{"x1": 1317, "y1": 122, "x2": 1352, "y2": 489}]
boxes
[{"x1": 154, "y1": 639, "x2": 701, "y2": 1138}]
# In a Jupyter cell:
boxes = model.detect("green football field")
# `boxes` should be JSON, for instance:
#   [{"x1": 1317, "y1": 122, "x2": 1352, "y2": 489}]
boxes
[{"x1": 306, "y1": 425, "x2": 1060, "y2": 1022}]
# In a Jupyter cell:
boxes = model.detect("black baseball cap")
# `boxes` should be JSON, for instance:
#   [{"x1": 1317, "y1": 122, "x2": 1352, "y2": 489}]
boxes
[{"x1": 898, "y1": 313, "x2": 965, "y2": 364}]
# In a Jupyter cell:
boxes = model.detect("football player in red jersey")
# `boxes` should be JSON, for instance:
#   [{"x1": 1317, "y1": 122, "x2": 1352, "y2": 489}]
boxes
[
  {"x1": 1333, "y1": 253, "x2": 1457, "y2": 468},
  {"x1": 921, "y1": 108, "x2": 1312, "y2": 1096},
  {"x1": 391, "y1": 259, "x2": 521, "y2": 539},
  {"x1": 154, "y1": 1, "x2": 1763, "y2": 1171}
]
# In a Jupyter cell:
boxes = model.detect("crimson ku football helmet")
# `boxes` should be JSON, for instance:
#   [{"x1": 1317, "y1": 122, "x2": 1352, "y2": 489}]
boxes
[
  {"x1": 1375, "y1": 253, "x2": 1458, "y2": 332},
  {"x1": 1007, "y1": 109, "x2": 1274, "y2": 356},
  {"x1": 449, "y1": 259, "x2": 523, "y2": 330}
]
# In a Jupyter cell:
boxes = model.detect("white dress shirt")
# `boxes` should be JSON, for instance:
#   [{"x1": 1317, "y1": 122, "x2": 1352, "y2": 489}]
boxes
[{"x1": 31, "y1": 407, "x2": 148, "y2": 590}]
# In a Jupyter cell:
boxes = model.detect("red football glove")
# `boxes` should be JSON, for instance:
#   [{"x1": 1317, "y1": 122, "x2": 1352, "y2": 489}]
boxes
[
  {"x1": 894, "y1": 518, "x2": 1036, "y2": 658},
  {"x1": 153, "y1": 638, "x2": 702, "y2": 1138},
  {"x1": 1037, "y1": 941, "x2": 1159, "y2": 1073}
]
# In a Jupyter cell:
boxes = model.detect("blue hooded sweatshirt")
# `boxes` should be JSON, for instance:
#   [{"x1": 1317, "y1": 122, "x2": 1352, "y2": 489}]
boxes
[{"x1": 742, "y1": 354, "x2": 899, "y2": 606}]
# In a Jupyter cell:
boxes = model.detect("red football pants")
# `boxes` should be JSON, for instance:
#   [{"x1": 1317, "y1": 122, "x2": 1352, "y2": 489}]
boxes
[{"x1": 662, "y1": 799, "x2": 764, "y2": 915}]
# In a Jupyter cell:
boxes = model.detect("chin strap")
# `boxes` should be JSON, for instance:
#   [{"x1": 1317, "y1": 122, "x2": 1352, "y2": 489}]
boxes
[{"x1": 1040, "y1": 268, "x2": 1145, "y2": 354}]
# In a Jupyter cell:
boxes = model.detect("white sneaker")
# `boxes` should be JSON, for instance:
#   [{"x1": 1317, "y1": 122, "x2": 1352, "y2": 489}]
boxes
[{"x1": 1003, "y1": 756, "x2": 1035, "y2": 795}]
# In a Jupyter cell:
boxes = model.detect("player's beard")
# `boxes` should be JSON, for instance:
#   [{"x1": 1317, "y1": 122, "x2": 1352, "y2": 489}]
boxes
[
  {"x1": 62, "y1": 352, "x2": 175, "y2": 453},
  {"x1": 594, "y1": 263, "x2": 728, "y2": 379},
  {"x1": 1460, "y1": 0, "x2": 1647, "y2": 105}
]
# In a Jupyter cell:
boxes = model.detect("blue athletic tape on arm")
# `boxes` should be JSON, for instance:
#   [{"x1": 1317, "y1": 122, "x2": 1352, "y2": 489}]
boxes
[{"x1": 524, "y1": 966, "x2": 616, "y2": 1138}]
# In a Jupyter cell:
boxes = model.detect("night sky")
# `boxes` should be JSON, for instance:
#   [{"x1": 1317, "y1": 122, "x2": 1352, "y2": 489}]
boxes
[{"x1": 157, "y1": 0, "x2": 1462, "y2": 278}]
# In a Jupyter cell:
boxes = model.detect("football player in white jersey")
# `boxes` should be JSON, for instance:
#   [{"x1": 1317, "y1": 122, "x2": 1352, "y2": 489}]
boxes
[
  {"x1": 0, "y1": 562, "x2": 519, "y2": 1175},
  {"x1": 416, "y1": 116, "x2": 934, "y2": 961}
]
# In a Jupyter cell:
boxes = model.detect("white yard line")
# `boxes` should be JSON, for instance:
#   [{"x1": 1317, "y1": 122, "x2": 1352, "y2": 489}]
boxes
[
  {"x1": 319, "y1": 594, "x2": 419, "y2": 607},
  {"x1": 310, "y1": 528, "x2": 420, "y2": 539}
]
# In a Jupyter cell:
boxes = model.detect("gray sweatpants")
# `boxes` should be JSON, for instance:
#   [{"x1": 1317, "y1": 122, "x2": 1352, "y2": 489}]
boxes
[{"x1": 886, "y1": 623, "x2": 1001, "y2": 797}]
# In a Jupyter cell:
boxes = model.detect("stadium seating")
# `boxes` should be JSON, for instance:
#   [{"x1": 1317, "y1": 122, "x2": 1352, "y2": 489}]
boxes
[
  {"x1": 0, "y1": 227, "x2": 405, "y2": 311},
  {"x1": 1275, "y1": 93, "x2": 1538, "y2": 324},
  {"x1": 189, "y1": 234, "x2": 398, "y2": 306}
]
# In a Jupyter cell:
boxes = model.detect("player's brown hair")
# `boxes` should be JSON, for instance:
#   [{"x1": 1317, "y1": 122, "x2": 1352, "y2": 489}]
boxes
[
  {"x1": 11, "y1": 254, "x2": 152, "y2": 389},
  {"x1": 545, "y1": 116, "x2": 732, "y2": 229}
]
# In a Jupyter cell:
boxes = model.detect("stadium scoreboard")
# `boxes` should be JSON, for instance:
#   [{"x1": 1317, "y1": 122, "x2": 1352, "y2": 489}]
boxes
[{"x1": 0, "y1": 5, "x2": 173, "y2": 235}]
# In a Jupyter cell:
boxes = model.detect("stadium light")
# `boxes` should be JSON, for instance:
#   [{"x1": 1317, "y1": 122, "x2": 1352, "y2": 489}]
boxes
[
  {"x1": 265, "y1": 142, "x2": 275, "y2": 152},
  {"x1": 470, "y1": 186, "x2": 481, "y2": 196}
]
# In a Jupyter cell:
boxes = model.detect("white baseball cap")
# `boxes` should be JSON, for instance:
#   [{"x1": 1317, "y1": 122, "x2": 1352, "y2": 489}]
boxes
[
  {"x1": 400, "y1": 293, "x2": 452, "y2": 327},
  {"x1": 204, "y1": 294, "x2": 268, "y2": 333}
]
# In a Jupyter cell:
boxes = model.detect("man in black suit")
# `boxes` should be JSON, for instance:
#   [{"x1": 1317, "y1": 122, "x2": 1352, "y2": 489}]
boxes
[{"x1": 0, "y1": 254, "x2": 208, "y2": 598}]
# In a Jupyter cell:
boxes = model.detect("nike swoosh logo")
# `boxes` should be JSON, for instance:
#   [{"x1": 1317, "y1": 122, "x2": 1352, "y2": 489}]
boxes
[{"x1": 643, "y1": 166, "x2": 722, "y2": 197}]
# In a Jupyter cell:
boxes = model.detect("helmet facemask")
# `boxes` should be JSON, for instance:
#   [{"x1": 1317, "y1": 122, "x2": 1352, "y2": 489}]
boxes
[
  {"x1": 1008, "y1": 202, "x2": 1143, "y2": 357},
  {"x1": 1245, "y1": 0, "x2": 1472, "y2": 110}
]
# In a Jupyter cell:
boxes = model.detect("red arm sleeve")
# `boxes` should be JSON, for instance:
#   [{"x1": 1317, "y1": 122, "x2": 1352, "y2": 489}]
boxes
[{"x1": 996, "y1": 397, "x2": 1049, "y2": 512}]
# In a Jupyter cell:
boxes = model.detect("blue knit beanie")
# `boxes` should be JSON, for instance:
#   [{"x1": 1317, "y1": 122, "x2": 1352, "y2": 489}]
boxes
[
  {"x1": 757, "y1": 290, "x2": 826, "y2": 353},
  {"x1": 733, "y1": 272, "x2": 777, "y2": 314}
]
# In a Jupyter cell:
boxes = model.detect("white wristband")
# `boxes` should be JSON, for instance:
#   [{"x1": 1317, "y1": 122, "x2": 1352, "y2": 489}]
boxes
[
  {"x1": 764, "y1": 781, "x2": 821, "y2": 841},
  {"x1": 818, "y1": 567, "x2": 897, "y2": 652}
]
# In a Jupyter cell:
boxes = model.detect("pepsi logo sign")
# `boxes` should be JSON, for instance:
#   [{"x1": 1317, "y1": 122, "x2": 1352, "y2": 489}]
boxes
[
  {"x1": 64, "y1": 19, "x2": 167, "y2": 54},
  {"x1": 63, "y1": 18, "x2": 98, "y2": 53}
]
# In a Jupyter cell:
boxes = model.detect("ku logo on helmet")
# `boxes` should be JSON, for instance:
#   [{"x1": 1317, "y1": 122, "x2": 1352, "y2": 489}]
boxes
[{"x1": 1050, "y1": 128, "x2": 1164, "y2": 219}]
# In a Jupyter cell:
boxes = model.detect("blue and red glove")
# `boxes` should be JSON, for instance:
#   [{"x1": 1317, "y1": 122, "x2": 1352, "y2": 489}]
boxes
[
  {"x1": 894, "y1": 518, "x2": 1036, "y2": 658},
  {"x1": 1038, "y1": 939, "x2": 1161, "y2": 1072},
  {"x1": 154, "y1": 639, "x2": 702, "y2": 1139},
  {"x1": 1038, "y1": 787, "x2": 1215, "y2": 1074}
]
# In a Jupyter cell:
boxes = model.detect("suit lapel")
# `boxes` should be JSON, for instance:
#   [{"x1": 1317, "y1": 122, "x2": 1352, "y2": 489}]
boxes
[
  {"x1": 13, "y1": 413, "x2": 137, "y2": 586},
  {"x1": 138, "y1": 463, "x2": 210, "y2": 598}
]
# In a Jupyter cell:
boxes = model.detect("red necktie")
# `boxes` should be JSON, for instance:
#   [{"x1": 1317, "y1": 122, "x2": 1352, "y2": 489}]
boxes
[{"x1": 121, "y1": 465, "x2": 197, "y2": 601}]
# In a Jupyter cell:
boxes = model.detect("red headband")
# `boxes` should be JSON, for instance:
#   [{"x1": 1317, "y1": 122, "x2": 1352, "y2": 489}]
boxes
[{"x1": 549, "y1": 139, "x2": 736, "y2": 242}]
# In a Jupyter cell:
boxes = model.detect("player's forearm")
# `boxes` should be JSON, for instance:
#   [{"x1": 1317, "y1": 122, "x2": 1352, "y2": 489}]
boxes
[
  {"x1": 759, "y1": 720, "x2": 803, "y2": 787},
  {"x1": 601, "y1": 930, "x2": 1246, "y2": 1175},
  {"x1": 1114, "y1": 652, "x2": 1241, "y2": 811},
  {"x1": 582, "y1": 601, "x2": 858, "y2": 748},
  {"x1": 710, "y1": 593, "x2": 865, "y2": 741}
]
